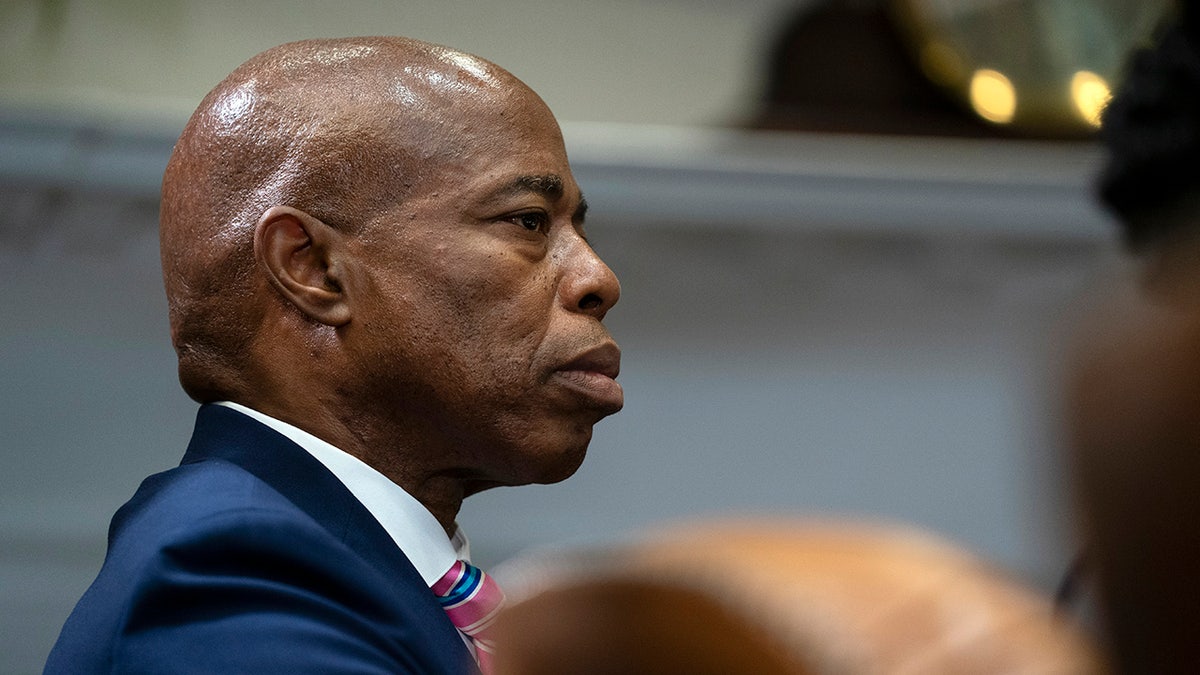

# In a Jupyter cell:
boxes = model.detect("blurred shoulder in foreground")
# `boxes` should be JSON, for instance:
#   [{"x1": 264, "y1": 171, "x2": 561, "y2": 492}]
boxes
[{"x1": 492, "y1": 518, "x2": 1108, "y2": 674}]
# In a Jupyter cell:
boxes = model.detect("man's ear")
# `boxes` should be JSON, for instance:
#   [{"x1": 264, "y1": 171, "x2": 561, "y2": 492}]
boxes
[{"x1": 253, "y1": 206, "x2": 352, "y2": 327}]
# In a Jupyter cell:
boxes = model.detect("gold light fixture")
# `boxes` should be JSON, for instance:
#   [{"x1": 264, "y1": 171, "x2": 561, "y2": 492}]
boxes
[
  {"x1": 1070, "y1": 70, "x2": 1111, "y2": 128},
  {"x1": 969, "y1": 69, "x2": 1017, "y2": 124},
  {"x1": 893, "y1": 0, "x2": 1173, "y2": 136}
]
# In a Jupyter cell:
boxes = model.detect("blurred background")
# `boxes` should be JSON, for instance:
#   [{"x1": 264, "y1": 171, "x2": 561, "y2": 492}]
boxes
[{"x1": 0, "y1": 0, "x2": 1173, "y2": 671}]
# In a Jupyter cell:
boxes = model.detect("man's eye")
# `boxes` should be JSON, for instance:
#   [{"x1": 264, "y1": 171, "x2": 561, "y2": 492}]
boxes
[{"x1": 510, "y1": 213, "x2": 548, "y2": 232}]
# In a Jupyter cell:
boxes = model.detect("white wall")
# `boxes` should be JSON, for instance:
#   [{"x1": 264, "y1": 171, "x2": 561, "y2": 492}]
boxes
[{"x1": 1, "y1": 0, "x2": 799, "y2": 127}]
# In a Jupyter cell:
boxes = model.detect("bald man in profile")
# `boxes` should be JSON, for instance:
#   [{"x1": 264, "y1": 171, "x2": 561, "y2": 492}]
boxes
[{"x1": 45, "y1": 36, "x2": 622, "y2": 674}]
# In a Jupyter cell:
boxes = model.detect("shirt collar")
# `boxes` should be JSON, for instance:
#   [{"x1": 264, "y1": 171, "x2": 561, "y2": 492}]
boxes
[{"x1": 214, "y1": 401, "x2": 466, "y2": 585}]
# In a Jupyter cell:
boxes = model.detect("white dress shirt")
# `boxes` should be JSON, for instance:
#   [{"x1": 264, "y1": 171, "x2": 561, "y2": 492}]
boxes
[{"x1": 214, "y1": 401, "x2": 469, "y2": 584}]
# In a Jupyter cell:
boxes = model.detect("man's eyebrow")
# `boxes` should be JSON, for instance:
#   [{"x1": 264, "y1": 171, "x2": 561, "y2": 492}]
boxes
[
  {"x1": 496, "y1": 174, "x2": 564, "y2": 200},
  {"x1": 489, "y1": 174, "x2": 587, "y2": 224}
]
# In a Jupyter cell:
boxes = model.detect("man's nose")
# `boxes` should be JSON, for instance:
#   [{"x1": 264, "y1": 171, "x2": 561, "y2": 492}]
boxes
[{"x1": 557, "y1": 236, "x2": 620, "y2": 320}]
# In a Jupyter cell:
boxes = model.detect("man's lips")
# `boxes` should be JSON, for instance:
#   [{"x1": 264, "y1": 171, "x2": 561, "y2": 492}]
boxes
[
  {"x1": 559, "y1": 342, "x2": 621, "y2": 379},
  {"x1": 553, "y1": 342, "x2": 624, "y2": 411}
]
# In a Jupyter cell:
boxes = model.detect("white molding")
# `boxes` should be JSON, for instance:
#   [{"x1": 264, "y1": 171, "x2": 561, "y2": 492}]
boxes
[
  {"x1": 0, "y1": 114, "x2": 1115, "y2": 240},
  {"x1": 561, "y1": 122, "x2": 1115, "y2": 240}
]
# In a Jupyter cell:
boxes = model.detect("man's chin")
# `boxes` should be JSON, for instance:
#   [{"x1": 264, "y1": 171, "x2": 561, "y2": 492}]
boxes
[
  {"x1": 532, "y1": 447, "x2": 589, "y2": 485},
  {"x1": 464, "y1": 443, "x2": 590, "y2": 496},
  {"x1": 518, "y1": 444, "x2": 590, "y2": 486}
]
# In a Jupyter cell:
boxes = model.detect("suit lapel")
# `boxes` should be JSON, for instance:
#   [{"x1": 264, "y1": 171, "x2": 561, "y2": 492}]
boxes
[{"x1": 180, "y1": 403, "x2": 469, "y2": 660}]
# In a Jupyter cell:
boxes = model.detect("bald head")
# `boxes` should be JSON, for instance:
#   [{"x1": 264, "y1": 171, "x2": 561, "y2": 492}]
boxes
[{"x1": 160, "y1": 37, "x2": 541, "y2": 401}]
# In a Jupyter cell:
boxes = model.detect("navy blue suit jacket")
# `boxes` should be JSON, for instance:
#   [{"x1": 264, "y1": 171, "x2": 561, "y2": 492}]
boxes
[{"x1": 45, "y1": 404, "x2": 475, "y2": 674}]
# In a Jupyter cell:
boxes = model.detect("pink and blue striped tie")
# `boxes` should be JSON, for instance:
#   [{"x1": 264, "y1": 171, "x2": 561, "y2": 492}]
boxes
[{"x1": 433, "y1": 560, "x2": 505, "y2": 674}]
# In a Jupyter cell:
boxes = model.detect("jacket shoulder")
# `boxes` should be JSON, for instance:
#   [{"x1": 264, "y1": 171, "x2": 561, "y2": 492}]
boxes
[{"x1": 46, "y1": 460, "x2": 470, "y2": 674}]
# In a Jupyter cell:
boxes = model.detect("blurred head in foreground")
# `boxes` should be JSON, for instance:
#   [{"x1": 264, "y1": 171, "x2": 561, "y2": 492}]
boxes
[
  {"x1": 1067, "y1": 4, "x2": 1200, "y2": 673},
  {"x1": 492, "y1": 519, "x2": 1106, "y2": 674}
]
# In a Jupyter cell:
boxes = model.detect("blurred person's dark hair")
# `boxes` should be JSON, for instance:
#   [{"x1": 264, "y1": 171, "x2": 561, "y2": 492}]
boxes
[{"x1": 1098, "y1": 2, "x2": 1198, "y2": 253}]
